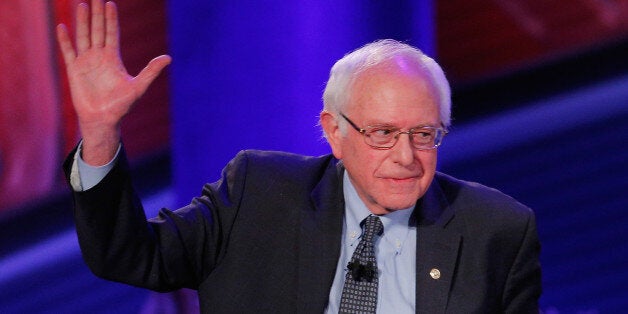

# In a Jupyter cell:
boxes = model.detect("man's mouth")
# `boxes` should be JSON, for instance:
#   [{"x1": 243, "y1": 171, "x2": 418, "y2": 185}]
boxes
[{"x1": 384, "y1": 176, "x2": 419, "y2": 183}]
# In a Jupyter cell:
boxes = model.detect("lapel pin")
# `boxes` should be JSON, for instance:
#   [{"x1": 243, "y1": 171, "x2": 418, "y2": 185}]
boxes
[{"x1": 429, "y1": 268, "x2": 441, "y2": 280}]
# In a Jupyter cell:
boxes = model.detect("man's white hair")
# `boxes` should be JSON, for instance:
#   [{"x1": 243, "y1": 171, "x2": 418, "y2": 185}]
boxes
[{"x1": 322, "y1": 39, "x2": 451, "y2": 134}]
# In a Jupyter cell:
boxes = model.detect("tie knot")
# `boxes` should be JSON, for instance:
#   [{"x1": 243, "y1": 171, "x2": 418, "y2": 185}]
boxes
[{"x1": 361, "y1": 215, "x2": 383, "y2": 243}]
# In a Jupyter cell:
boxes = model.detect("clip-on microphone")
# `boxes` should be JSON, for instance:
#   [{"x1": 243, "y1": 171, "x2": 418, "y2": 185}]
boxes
[{"x1": 347, "y1": 260, "x2": 376, "y2": 282}]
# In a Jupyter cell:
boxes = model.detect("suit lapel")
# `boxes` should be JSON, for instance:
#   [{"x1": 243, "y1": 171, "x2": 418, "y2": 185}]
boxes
[
  {"x1": 297, "y1": 160, "x2": 344, "y2": 312},
  {"x1": 295, "y1": 163, "x2": 462, "y2": 313},
  {"x1": 414, "y1": 179, "x2": 461, "y2": 313}
]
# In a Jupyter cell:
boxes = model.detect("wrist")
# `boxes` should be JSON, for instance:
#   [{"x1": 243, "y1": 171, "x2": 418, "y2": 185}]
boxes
[{"x1": 78, "y1": 122, "x2": 122, "y2": 166}]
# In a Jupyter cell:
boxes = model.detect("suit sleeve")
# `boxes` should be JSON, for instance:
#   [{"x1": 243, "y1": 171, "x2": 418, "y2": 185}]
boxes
[
  {"x1": 63, "y1": 145, "x2": 248, "y2": 292},
  {"x1": 502, "y1": 209, "x2": 542, "y2": 313}
]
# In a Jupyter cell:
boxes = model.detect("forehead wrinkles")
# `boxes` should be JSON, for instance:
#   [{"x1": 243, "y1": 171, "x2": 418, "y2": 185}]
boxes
[{"x1": 347, "y1": 61, "x2": 439, "y2": 121}]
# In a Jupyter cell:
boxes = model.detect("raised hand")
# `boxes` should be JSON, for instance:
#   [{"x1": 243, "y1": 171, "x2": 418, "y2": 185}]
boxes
[{"x1": 57, "y1": 0, "x2": 171, "y2": 165}]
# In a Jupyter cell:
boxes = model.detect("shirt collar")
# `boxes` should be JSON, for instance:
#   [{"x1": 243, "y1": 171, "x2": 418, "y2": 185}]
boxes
[{"x1": 342, "y1": 172, "x2": 415, "y2": 254}]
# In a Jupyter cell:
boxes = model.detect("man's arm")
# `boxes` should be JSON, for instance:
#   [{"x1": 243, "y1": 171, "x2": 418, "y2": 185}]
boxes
[
  {"x1": 63, "y1": 145, "x2": 217, "y2": 292},
  {"x1": 56, "y1": 0, "x2": 170, "y2": 165},
  {"x1": 59, "y1": 0, "x2": 204, "y2": 292},
  {"x1": 503, "y1": 211, "x2": 542, "y2": 313},
  {"x1": 70, "y1": 142, "x2": 120, "y2": 191}
]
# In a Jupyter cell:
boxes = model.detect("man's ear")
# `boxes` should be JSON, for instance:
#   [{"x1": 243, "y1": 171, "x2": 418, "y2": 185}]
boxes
[{"x1": 320, "y1": 111, "x2": 343, "y2": 159}]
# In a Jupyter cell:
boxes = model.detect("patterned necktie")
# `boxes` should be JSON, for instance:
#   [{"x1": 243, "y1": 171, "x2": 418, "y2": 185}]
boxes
[{"x1": 339, "y1": 215, "x2": 384, "y2": 313}]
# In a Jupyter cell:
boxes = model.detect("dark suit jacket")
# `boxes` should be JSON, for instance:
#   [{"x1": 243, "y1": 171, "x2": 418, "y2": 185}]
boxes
[{"x1": 64, "y1": 148, "x2": 541, "y2": 313}]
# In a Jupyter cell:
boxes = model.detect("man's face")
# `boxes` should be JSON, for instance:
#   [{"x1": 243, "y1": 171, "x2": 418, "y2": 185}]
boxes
[{"x1": 323, "y1": 60, "x2": 441, "y2": 215}]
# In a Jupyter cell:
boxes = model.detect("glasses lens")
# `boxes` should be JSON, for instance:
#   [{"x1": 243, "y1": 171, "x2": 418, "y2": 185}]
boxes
[
  {"x1": 411, "y1": 128, "x2": 444, "y2": 149},
  {"x1": 365, "y1": 127, "x2": 397, "y2": 148},
  {"x1": 362, "y1": 124, "x2": 446, "y2": 150}
]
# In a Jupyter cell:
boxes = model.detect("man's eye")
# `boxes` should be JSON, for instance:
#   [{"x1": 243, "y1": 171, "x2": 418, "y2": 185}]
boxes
[
  {"x1": 412, "y1": 129, "x2": 436, "y2": 143},
  {"x1": 371, "y1": 128, "x2": 396, "y2": 137}
]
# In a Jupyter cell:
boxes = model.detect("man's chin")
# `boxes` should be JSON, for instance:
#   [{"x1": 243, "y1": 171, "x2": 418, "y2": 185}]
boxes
[
  {"x1": 365, "y1": 190, "x2": 422, "y2": 214},
  {"x1": 379, "y1": 198, "x2": 418, "y2": 213}
]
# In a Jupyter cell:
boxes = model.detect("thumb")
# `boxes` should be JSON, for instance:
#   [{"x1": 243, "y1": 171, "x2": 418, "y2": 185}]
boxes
[{"x1": 134, "y1": 54, "x2": 172, "y2": 95}]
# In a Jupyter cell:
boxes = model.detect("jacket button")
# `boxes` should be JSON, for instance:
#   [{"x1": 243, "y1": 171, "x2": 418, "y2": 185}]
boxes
[{"x1": 430, "y1": 268, "x2": 441, "y2": 280}]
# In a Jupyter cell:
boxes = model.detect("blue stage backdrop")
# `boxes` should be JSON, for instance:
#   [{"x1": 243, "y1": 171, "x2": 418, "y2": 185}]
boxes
[{"x1": 168, "y1": 0, "x2": 434, "y2": 205}]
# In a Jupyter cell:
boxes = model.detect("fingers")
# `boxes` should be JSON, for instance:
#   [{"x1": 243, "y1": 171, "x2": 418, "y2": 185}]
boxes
[
  {"x1": 76, "y1": 2, "x2": 90, "y2": 53},
  {"x1": 104, "y1": 1, "x2": 119, "y2": 49},
  {"x1": 56, "y1": 24, "x2": 76, "y2": 65},
  {"x1": 90, "y1": 0, "x2": 106, "y2": 48},
  {"x1": 134, "y1": 55, "x2": 172, "y2": 94},
  {"x1": 76, "y1": 0, "x2": 115, "y2": 52}
]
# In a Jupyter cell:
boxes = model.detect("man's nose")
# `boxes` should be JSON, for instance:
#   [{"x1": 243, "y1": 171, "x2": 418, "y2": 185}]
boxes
[{"x1": 390, "y1": 132, "x2": 415, "y2": 166}]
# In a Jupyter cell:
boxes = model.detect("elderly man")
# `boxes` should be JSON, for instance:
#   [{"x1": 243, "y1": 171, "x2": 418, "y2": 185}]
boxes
[{"x1": 58, "y1": 0, "x2": 541, "y2": 313}]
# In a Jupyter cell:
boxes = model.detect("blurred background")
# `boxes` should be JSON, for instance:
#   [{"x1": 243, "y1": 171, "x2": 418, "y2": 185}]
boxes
[{"x1": 1, "y1": 0, "x2": 627, "y2": 313}]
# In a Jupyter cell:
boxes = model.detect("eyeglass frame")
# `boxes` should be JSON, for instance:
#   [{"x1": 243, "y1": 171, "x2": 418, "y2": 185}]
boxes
[{"x1": 339, "y1": 112, "x2": 448, "y2": 150}]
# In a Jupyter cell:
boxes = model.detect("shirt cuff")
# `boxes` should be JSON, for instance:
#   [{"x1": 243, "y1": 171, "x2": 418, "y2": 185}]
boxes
[{"x1": 69, "y1": 142, "x2": 121, "y2": 191}]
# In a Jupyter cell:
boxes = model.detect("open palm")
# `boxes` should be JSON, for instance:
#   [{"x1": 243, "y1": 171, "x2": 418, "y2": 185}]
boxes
[{"x1": 57, "y1": 0, "x2": 170, "y2": 164}]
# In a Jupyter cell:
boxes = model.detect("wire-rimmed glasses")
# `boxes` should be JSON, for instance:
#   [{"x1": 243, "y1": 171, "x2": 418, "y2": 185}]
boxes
[{"x1": 340, "y1": 113, "x2": 448, "y2": 150}]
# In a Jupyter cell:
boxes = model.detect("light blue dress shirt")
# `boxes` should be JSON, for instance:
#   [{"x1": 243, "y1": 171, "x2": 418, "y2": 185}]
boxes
[
  {"x1": 70, "y1": 142, "x2": 119, "y2": 191},
  {"x1": 324, "y1": 173, "x2": 417, "y2": 313},
  {"x1": 72, "y1": 148, "x2": 417, "y2": 312}
]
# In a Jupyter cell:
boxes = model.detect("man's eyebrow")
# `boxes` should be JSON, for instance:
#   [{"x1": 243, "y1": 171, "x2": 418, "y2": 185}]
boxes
[
  {"x1": 365, "y1": 121, "x2": 439, "y2": 129},
  {"x1": 411, "y1": 124, "x2": 440, "y2": 129},
  {"x1": 365, "y1": 122, "x2": 397, "y2": 127}
]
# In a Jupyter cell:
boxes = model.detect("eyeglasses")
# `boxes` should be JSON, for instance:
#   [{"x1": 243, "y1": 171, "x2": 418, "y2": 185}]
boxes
[{"x1": 340, "y1": 113, "x2": 448, "y2": 150}]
